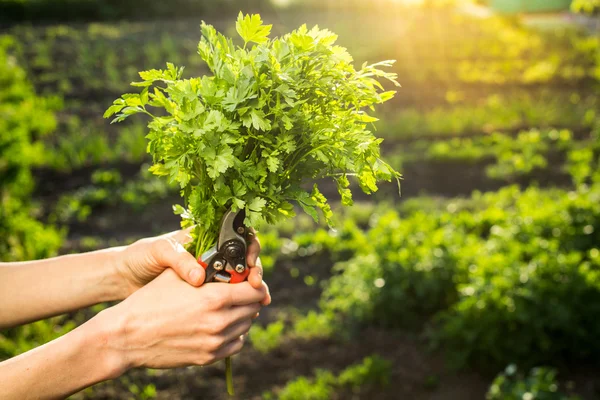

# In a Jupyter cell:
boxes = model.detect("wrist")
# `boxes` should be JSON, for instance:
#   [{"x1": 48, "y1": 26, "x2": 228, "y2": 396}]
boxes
[
  {"x1": 87, "y1": 306, "x2": 133, "y2": 379},
  {"x1": 107, "y1": 245, "x2": 136, "y2": 300}
]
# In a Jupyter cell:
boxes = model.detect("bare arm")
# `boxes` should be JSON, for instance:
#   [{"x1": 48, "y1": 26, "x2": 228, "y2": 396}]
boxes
[
  {"x1": 0, "y1": 248, "x2": 127, "y2": 329},
  {"x1": 0, "y1": 311, "x2": 122, "y2": 399},
  {"x1": 0, "y1": 270, "x2": 270, "y2": 400}
]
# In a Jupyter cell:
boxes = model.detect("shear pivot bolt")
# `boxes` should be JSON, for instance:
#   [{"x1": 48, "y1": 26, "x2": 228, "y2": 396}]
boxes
[
  {"x1": 213, "y1": 260, "x2": 224, "y2": 271},
  {"x1": 235, "y1": 264, "x2": 245, "y2": 273},
  {"x1": 237, "y1": 226, "x2": 245, "y2": 235}
]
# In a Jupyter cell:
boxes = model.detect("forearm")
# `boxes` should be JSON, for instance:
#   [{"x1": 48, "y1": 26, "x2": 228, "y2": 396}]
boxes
[
  {"x1": 0, "y1": 311, "x2": 125, "y2": 400},
  {"x1": 0, "y1": 247, "x2": 128, "y2": 328}
]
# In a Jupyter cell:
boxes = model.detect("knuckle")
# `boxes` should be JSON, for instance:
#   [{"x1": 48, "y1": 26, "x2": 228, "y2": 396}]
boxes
[
  {"x1": 152, "y1": 237, "x2": 174, "y2": 262},
  {"x1": 209, "y1": 317, "x2": 229, "y2": 335},
  {"x1": 205, "y1": 335, "x2": 223, "y2": 352},
  {"x1": 206, "y1": 292, "x2": 226, "y2": 310},
  {"x1": 231, "y1": 338, "x2": 244, "y2": 355},
  {"x1": 240, "y1": 320, "x2": 252, "y2": 334},
  {"x1": 201, "y1": 352, "x2": 216, "y2": 365}
]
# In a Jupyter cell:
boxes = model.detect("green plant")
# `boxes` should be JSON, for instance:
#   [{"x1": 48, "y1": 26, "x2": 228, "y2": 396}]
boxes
[
  {"x1": 292, "y1": 310, "x2": 334, "y2": 340},
  {"x1": 266, "y1": 355, "x2": 392, "y2": 399},
  {"x1": 249, "y1": 321, "x2": 285, "y2": 354},
  {"x1": 106, "y1": 13, "x2": 400, "y2": 254},
  {"x1": 0, "y1": 34, "x2": 66, "y2": 361},
  {"x1": 571, "y1": 0, "x2": 600, "y2": 14},
  {"x1": 105, "y1": 13, "x2": 399, "y2": 394},
  {"x1": 0, "y1": 34, "x2": 64, "y2": 260},
  {"x1": 322, "y1": 210, "x2": 460, "y2": 329},
  {"x1": 487, "y1": 364, "x2": 580, "y2": 400}
]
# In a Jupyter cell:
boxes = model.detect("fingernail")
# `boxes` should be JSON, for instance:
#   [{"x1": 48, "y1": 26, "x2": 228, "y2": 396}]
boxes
[
  {"x1": 189, "y1": 268, "x2": 202, "y2": 284},
  {"x1": 256, "y1": 257, "x2": 262, "y2": 267}
]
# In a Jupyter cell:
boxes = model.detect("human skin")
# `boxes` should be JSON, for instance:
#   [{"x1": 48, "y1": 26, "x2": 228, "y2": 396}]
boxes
[{"x1": 0, "y1": 228, "x2": 271, "y2": 399}]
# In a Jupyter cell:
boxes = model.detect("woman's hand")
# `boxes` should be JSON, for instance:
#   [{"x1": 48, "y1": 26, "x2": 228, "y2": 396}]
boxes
[
  {"x1": 0, "y1": 268, "x2": 271, "y2": 400},
  {"x1": 115, "y1": 228, "x2": 266, "y2": 298},
  {"x1": 98, "y1": 268, "x2": 269, "y2": 374}
]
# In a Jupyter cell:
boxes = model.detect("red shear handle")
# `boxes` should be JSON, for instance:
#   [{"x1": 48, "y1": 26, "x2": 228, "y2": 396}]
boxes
[
  {"x1": 229, "y1": 268, "x2": 250, "y2": 284},
  {"x1": 197, "y1": 251, "x2": 250, "y2": 284}
]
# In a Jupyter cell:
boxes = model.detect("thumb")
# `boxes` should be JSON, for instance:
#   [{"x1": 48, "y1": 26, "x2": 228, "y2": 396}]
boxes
[
  {"x1": 171, "y1": 246, "x2": 206, "y2": 286},
  {"x1": 169, "y1": 244, "x2": 206, "y2": 286}
]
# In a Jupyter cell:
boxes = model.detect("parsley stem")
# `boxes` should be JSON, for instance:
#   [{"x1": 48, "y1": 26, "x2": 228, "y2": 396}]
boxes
[{"x1": 226, "y1": 356, "x2": 234, "y2": 395}]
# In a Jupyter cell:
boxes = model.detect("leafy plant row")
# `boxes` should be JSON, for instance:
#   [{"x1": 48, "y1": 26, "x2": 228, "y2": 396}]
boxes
[
  {"x1": 262, "y1": 355, "x2": 392, "y2": 400},
  {"x1": 250, "y1": 145, "x2": 600, "y2": 374},
  {"x1": 9, "y1": 8, "x2": 598, "y2": 101},
  {"x1": 0, "y1": 35, "x2": 67, "y2": 359},
  {"x1": 378, "y1": 91, "x2": 598, "y2": 141}
]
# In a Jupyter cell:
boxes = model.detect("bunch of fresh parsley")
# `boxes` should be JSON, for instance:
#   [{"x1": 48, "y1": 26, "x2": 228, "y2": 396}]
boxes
[
  {"x1": 105, "y1": 12, "x2": 400, "y2": 395},
  {"x1": 106, "y1": 12, "x2": 400, "y2": 258}
]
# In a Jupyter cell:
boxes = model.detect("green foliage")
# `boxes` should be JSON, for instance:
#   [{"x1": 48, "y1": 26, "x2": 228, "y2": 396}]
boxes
[
  {"x1": 273, "y1": 370, "x2": 336, "y2": 400},
  {"x1": 487, "y1": 365, "x2": 580, "y2": 400},
  {"x1": 337, "y1": 355, "x2": 392, "y2": 389},
  {"x1": 379, "y1": 92, "x2": 597, "y2": 140},
  {"x1": 433, "y1": 185, "x2": 600, "y2": 369},
  {"x1": 106, "y1": 13, "x2": 400, "y2": 256},
  {"x1": 249, "y1": 320, "x2": 285, "y2": 354},
  {"x1": 571, "y1": 0, "x2": 600, "y2": 14},
  {"x1": 53, "y1": 165, "x2": 175, "y2": 224},
  {"x1": 322, "y1": 209, "x2": 461, "y2": 329},
  {"x1": 425, "y1": 128, "x2": 575, "y2": 180},
  {"x1": 0, "y1": 36, "x2": 66, "y2": 360},
  {"x1": 253, "y1": 228, "x2": 282, "y2": 275},
  {"x1": 292, "y1": 310, "x2": 335, "y2": 340},
  {"x1": 0, "y1": 35, "x2": 64, "y2": 261},
  {"x1": 0, "y1": 317, "x2": 75, "y2": 358},
  {"x1": 43, "y1": 118, "x2": 148, "y2": 171},
  {"x1": 266, "y1": 355, "x2": 391, "y2": 400},
  {"x1": 291, "y1": 218, "x2": 369, "y2": 261},
  {"x1": 317, "y1": 181, "x2": 600, "y2": 368},
  {"x1": 565, "y1": 129, "x2": 600, "y2": 186}
]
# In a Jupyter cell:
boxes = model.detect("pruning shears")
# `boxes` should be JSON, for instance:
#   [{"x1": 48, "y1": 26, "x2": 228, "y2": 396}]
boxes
[{"x1": 198, "y1": 209, "x2": 251, "y2": 284}]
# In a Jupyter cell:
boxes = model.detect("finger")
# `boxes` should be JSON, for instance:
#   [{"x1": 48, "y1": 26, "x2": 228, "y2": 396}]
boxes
[
  {"x1": 155, "y1": 233, "x2": 205, "y2": 287},
  {"x1": 227, "y1": 303, "x2": 262, "y2": 326},
  {"x1": 212, "y1": 336, "x2": 245, "y2": 361},
  {"x1": 246, "y1": 229, "x2": 263, "y2": 289},
  {"x1": 260, "y1": 280, "x2": 272, "y2": 306},
  {"x1": 224, "y1": 282, "x2": 267, "y2": 306},
  {"x1": 248, "y1": 256, "x2": 264, "y2": 289},
  {"x1": 221, "y1": 319, "x2": 253, "y2": 344}
]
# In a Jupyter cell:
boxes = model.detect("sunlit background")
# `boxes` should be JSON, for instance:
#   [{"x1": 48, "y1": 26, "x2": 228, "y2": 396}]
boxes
[{"x1": 1, "y1": 0, "x2": 599, "y2": 399}]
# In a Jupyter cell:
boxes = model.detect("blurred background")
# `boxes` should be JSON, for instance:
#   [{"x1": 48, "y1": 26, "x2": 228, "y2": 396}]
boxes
[{"x1": 1, "y1": 0, "x2": 600, "y2": 399}]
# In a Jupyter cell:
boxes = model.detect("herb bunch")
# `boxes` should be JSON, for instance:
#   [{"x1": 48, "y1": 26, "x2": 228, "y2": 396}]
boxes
[{"x1": 105, "y1": 12, "x2": 400, "y2": 260}]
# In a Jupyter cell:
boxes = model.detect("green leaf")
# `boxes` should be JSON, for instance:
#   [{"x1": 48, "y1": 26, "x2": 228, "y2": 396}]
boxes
[
  {"x1": 311, "y1": 184, "x2": 333, "y2": 225},
  {"x1": 206, "y1": 146, "x2": 236, "y2": 179},
  {"x1": 103, "y1": 100, "x2": 125, "y2": 118},
  {"x1": 267, "y1": 156, "x2": 280, "y2": 173},
  {"x1": 242, "y1": 109, "x2": 271, "y2": 131},
  {"x1": 173, "y1": 204, "x2": 186, "y2": 215},
  {"x1": 336, "y1": 175, "x2": 354, "y2": 206},
  {"x1": 236, "y1": 12, "x2": 272, "y2": 45},
  {"x1": 248, "y1": 197, "x2": 267, "y2": 213}
]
